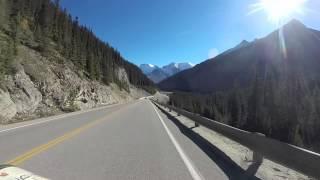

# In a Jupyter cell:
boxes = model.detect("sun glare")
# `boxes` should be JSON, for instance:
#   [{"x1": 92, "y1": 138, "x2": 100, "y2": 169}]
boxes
[{"x1": 251, "y1": 0, "x2": 307, "y2": 24}]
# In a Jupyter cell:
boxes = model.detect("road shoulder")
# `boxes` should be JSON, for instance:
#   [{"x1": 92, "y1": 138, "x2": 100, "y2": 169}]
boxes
[{"x1": 154, "y1": 103, "x2": 311, "y2": 180}]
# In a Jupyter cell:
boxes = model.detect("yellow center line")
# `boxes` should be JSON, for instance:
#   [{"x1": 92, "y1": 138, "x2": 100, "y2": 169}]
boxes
[{"x1": 5, "y1": 108, "x2": 121, "y2": 166}]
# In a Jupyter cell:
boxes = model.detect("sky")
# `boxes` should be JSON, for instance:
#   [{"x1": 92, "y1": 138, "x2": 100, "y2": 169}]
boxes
[{"x1": 61, "y1": 0, "x2": 320, "y2": 67}]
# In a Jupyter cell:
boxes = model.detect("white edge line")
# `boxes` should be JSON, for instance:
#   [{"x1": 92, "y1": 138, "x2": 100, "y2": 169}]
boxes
[
  {"x1": 0, "y1": 102, "x2": 123, "y2": 134},
  {"x1": 150, "y1": 101, "x2": 204, "y2": 180}
]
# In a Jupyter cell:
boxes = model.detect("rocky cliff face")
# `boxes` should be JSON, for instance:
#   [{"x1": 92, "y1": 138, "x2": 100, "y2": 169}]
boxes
[{"x1": 0, "y1": 45, "x2": 148, "y2": 124}]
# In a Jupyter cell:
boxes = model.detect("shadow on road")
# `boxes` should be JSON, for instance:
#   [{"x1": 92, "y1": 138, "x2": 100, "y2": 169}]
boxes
[{"x1": 157, "y1": 106, "x2": 261, "y2": 180}]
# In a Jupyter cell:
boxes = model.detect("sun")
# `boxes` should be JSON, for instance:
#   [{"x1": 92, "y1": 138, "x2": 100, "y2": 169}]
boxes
[{"x1": 250, "y1": 0, "x2": 307, "y2": 24}]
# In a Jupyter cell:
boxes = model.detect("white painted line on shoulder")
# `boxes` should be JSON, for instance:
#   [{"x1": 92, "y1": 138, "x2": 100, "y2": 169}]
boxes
[
  {"x1": 0, "y1": 102, "x2": 122, "y2": 134},
  {"x1": 150, "y1": 101, "x2": 204, "y2": 180},
  {"x1": 0, "y1": 117, "x2": 63, "y2": 133}
]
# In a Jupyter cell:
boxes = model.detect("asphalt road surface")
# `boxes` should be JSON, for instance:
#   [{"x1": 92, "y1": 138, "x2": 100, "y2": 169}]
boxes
[{"x1": 0, "y1": 99, "x2": 229, "y2": 180}]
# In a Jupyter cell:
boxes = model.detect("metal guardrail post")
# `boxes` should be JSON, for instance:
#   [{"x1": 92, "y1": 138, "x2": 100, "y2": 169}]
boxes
[
  {"x1": 193, "y1": 114, "x2": 200, "y2": 128},
  {"x1": 252, "y1": 132, "x2": 265, "y2": 164},
  {"x1": 194, "y1": 121, "x2": 200, "y2": 128}
]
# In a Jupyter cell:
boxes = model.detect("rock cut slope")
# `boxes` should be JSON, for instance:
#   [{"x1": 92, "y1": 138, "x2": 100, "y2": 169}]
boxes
[
  {"x1": 0, "y1": 45, "x2": 148, "y2": 124},
  {"x1": 0, "y1": 0, "x2": 154, "y2": 124}
]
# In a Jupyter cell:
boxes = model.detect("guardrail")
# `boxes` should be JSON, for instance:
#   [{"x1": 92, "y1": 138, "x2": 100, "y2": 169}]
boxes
[{"x1": 151, "y1": 100, "x2": 320, "y2": 179}]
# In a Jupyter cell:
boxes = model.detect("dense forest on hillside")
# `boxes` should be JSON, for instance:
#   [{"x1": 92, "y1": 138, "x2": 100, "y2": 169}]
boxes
[
  {"x1": 0, "y1": 0, "x2": 154, "y2": 93},
  {"x1": 169, "y1": 74, "x2": 320, "y2": 152},
  {"x1": 161, "y1": 21, "x2": 320, "y2": 153}
]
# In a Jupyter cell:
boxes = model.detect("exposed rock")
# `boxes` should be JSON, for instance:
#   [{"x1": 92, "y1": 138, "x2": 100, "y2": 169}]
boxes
[
  {"x1": 0, "y1": 89, "x2": 16, "y2": 123},
  {"x1": 0, "y1": 45, "x2": 149, "y2": 124},
  {"x1": 5, "y1": 66, "x2": 42, "y2": 117},
  {"x1": 116, "y1": 67, "x2": 130, "y2": 86}
]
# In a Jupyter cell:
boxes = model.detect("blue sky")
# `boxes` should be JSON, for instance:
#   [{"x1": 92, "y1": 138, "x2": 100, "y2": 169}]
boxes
[{"x1": 61, "y1": 0, "x2": 320, "y2": 67}]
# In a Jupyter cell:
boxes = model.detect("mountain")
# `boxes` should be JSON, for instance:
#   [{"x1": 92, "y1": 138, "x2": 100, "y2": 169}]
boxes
[
  {"x1": 162, "y1": 62, "x2": 194, "y2": 76},
  {"x1": 0, "y1": 0, "x2": 154, "y2": 124},
  {"x1": 159, "y1": 19, "x2": 320, "y2": 93},
  {"x1": 140, "y1": 62, "x2": 194, "y2": 83},
  {"x1": 160, "y1": 20, "x2": 320, "y2": 152},
  {"x1": 220, "y1": 40, "x2": 250, "y2": 56},
  {"x1": 178, "y1": 62, "x2": 196, "y2": 70},
  {"x1": 147, "y1": 68, "x2": 169, "y2": 84},
  {"x1": 140, "y1": 64, "x2": 159, "y2": 74}
]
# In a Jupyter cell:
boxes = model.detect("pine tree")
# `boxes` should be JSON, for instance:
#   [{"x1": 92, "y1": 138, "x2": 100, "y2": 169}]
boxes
[{"x1": 1, "y1": 0, "x2": 154, "y2": 93}]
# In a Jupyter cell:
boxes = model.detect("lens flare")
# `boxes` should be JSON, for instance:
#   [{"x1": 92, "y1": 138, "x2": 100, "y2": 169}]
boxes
[
  {"x1": 249, "y1": 0, "x2": 309, "y2": 59},
  {"x1": 250, "y1": 0, "x2": 308, "y2": 24}
]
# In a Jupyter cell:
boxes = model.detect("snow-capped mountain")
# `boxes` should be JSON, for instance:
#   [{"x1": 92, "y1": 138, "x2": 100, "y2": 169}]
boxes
[
  {"x1": 162, "y1": 63, "x2": 194, "y2": 76},
  {"x1": 139, "y1": 64, "x2": 159, "y2": 74},
  {"x1": 147, "y1": 68, "x2": 169, "y2": 84},
  {"x1": 177, "y1": 62, "x2": 195, "y2": 71},
  {"x1": 139, "y1": 62, "x2": 195, "y2": 83}
]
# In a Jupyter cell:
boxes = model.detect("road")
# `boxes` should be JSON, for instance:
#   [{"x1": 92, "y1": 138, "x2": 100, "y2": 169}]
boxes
[{"x1": 0, "y1": 99, "x2": 229, "y2": 180}]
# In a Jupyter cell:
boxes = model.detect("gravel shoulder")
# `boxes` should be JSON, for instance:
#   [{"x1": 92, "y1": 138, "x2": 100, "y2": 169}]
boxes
[{"x1": 157, "y1": 104, "x2": 313, "y2": 180}]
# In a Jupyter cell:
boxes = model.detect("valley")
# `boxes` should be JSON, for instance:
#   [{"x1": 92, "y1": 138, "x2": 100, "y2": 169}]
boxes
[
  {"x1": 140, "y1": 62, "x2": 194, "y2": 83},
  {"x1": 158, "y1": 20, "x2": 320, "y2": 153}
]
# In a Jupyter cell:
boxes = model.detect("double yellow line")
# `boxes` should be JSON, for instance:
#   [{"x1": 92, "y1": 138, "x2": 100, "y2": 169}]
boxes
[{"x1": 6, "y1": 117, "x2": 106, "y2": 166}]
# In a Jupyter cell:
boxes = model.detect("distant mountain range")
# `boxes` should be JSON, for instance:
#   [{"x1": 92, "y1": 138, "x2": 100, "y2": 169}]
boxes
[
  {"x1": 140, "y1": 63, "x2": 194, "y2": 83},
  {"x1": 159, "y1": 19, "x2": 320, "y2": 93}
]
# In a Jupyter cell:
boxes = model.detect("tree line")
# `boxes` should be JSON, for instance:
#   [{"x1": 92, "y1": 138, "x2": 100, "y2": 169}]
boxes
[
  {"x1": 0, "y1": 0, "x2": 154, "y2": 93},
  {"x1": 169, "y1": 66, "x2": 320, "y2": 153}
]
